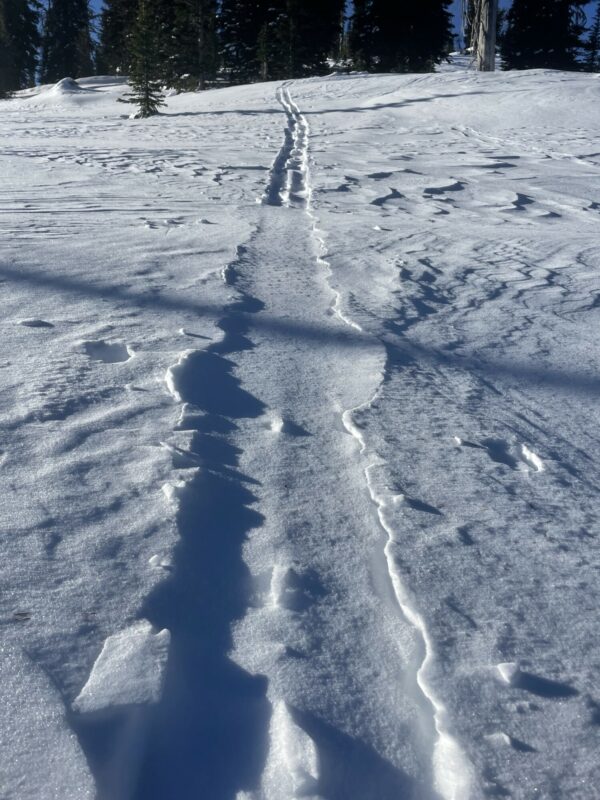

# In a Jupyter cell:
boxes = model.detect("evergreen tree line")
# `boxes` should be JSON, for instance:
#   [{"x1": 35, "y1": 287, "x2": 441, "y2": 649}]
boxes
[
  {"x1": 0, "y1": 0, "x2": 40, "y2": 95},
  {"x1": 502, "y1": 0, "x2": 597, "y2": 71},
  {"x1": 1, "y1": 0, "x2": 600, "y2": 100}
]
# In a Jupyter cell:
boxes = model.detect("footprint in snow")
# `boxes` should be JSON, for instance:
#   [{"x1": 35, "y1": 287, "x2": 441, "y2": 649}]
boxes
[
  {"x1": 367, "y1": 171, "x2": 395, "y2": 180},
  {"x1": 454, "y1": 437, "x2": 544, "y2": 473},
  {"x1": 270, "y1": 564, "x2": 324, "y2": 611},
  {"x1": 265, "y1": 414, "x2": 310, "y2": 437},
  {"x1": 485, "y1": 732, "x2": 536, "y2": 753},
  {"x1": 371, "y1": 188, "x2": 405, "y2": 207},
  {"x1": 424, "y1": 180, "x2": 467, "y2": 196},
  {"x1": 19, "y1": 319, "x2": 54, "y2": 328},
  {"x1": 82, "y1": 340, "x2": 135, "y2": 363},
  {"x1": 496, "y1": 662, "x2": 578, "y2": 699}
]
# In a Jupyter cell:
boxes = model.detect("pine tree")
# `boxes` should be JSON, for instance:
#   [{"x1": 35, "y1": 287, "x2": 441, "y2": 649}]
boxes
[
  {"x1": 169, "y1": 0, "x2": 218, "y2": 89},
  {"x1": 0, "y1": 0, "x2": 40, "y2": 93},
  {"x1": 40, "y1": 0, "x2": 94, "y2": 83},
  {"x1": 125, "y1": 0, "x2": 165, "y2": 117},
  {"x1": 146, "y1": 0, "x2": 177, "y2": 85},
  {"x1": 281, "y1": 0, "x2": 344, "y2": 77},
  {"x1": 501, "y1": 0, "x2": 587, "y2": 71},
  {"x1": 97, "y1": 0, "x2": 138, "y2": 75},
  {"x1": 0, "y1": 0, "x2": 11, "y2": 97},
  {"x1": 585, "y1": 1, "x2": 600, "y2": 72},
  {"x1": 349, "y1": 0, "x2": 374, "y2": 70},
  {"x1": 349, "y1": 0, "x2": 452, "y2": 74},
  {"x1": 219, "y1": 0, "x2": 270, "y2": 83}
]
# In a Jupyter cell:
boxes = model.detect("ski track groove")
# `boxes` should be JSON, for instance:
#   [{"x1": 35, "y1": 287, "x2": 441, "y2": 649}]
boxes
[
  {"x1": 158, "y1": 82, "x2": 474, "y2": 799},
  {"x1": 276, "y1": 85, "x2": 474, "y2": 799}
]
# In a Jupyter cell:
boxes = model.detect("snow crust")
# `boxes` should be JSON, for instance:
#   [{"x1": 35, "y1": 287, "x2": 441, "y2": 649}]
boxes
[
  {"x1": 73, "y1": 620, "x2": 170, "y2": 712},
  {"x1": 2, "y1": 65, "x2": 600, "y2": 798},
  {"x1": 0, "y1": 647, "x2": 94, "y2": 798}
]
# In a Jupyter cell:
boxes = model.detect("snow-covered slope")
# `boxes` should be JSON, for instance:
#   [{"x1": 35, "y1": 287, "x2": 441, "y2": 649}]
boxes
[{"x1": 1, "y1": 67, "x2": 599, "y2": 799}]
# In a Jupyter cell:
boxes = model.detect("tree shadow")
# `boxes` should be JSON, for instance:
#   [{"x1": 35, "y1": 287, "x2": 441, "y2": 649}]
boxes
[
  {"x1": 304, "y1": 89, "x2": 488, "y2": 115},
  {"x1": 382, "y1": 337, "x2": 600, "y2": 397},
  {"x1": 164, "y1": 108, "x2": 281, "y2": 117},
  {"x1": 2, "y1": 261, "x2": 600, "y2": 398},
  {"x1": 162, "y1": 90, "x2": 488, "y2": 119}
]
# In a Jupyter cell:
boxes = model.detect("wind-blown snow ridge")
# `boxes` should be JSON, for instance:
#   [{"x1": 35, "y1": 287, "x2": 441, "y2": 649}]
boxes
[
  {"x1": 164, "y1": 348, "x2": 195, "y2": 403},
  {"x1": 341, "y1": 400, "x2": 474, "y2": 800},
  {"x1": 279, "y1": 83, "x2": 474, "y2": 799}
]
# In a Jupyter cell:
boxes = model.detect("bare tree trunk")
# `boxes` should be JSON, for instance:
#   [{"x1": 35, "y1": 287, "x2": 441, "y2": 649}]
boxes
[{"x1": 476, "y1": 0, "x2": 498, "y2": 71}]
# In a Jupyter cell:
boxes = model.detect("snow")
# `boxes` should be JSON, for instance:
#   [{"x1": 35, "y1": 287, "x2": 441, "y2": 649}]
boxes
[
  {"x1": 1, "y1": 66, "x2": 599, "y2": 798},
  {"x1": 0, "y1": 646, "x2": 95, "y2": 799},
  {"x1": 73, "y1": 620, "x2": 170, "y2": 712}
]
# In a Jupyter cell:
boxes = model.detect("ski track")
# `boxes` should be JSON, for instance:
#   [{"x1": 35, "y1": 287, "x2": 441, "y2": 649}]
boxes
[
  {"x1": 276, "y1": 83, "x2": 473, "y2": 799},
  {"x1": 268, "y1": 84, "x2": 362, "y2": 331},
  {"x1": 153, "y1": 81, "x2": 475, "y2": 798}
]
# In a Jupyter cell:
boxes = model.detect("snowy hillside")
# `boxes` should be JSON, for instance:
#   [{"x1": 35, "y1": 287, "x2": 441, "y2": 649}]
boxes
[{"x1": 1, "y1": 66, "x2": 599, "y2": 799}]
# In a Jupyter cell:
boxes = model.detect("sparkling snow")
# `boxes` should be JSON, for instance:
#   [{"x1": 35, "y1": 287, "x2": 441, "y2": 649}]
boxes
[{"x1": 1, "y1": 64, "x2": 599, "y2": 799}]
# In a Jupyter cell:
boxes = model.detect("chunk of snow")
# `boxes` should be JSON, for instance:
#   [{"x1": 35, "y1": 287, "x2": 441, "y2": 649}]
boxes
[
  {"x1": 521, "y1": 444, "x2": 544, "y2": 472},
  {"x1": 263, "y1": 701, "x2": 321, "y2": 798},
  {"x1": 73, "y1": 620, "x2": 170, "y2": 712},
  {"x1": 497, "y1": 662, "x2": 520, "y2": 685}
]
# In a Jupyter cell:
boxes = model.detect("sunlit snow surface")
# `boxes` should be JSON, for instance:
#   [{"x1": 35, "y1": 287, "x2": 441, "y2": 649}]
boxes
[{"x1": 1, "y1": 64, "x2": 599, "y2": 799}]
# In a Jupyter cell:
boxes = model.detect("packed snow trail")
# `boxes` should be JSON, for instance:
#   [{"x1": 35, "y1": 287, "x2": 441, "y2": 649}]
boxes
[
  {"x1": 133, "y1": 83, "x2": 455, "y2": 795},
  {"x1": 222, "y1": 207, "x2": 439, "y2": 800},
  {"x1": 113, "y1": 83, "x2": 475, "y2": 799},
  {"x1": 268, "y1": 84, "x2": 473, "y2": 799}
]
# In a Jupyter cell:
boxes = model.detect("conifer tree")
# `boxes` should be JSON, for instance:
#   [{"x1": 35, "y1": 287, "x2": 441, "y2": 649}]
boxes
[
  {"x1": 0, "y1": 0, "x2": 11, "y2": 97},
  {"x1": 501, "y1": 0, "x2": 587, "y2": 71},
  {"x1": 462, "y1": 0, "x2": 506, "y2": 55},
  {"x1": 219, "y1": 0, "x2": 270, "y2": 83},
  {"x1": 349, "y1": 0, "x2": 452, "y2": 74},
  {"x1": 97, "y1": 0, "x2": 138, "y2": 75},
  {"x1": 281, "y1": 0, "x2": 344, "y2": 77},
  {"x1": 145, "y1": 0, "x2": 177, "y2": 85},
  {"x1": 0, "y1": 0, "x2": 40, "y2": 92},
  {"x1": 125, "y1": 0, "x2": 165, "y2": 117},
  {"x1": 169, "y1": 0, "x2": 218, "y2": 89},
  {"x1": 349, "y1": 0, "x2": 374, "y2": 70},
  {"x1": 585, "y1": 1, "x2": 600, "y2": 72},
  {"x1": 220, "y1": 0, "x2": 343, "y2": 82},
  {"x1": 40, "y1": 0, "x2": 94, "y2": 82}
]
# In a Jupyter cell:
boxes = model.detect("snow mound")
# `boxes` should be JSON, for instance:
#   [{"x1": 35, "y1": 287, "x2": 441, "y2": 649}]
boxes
[
  {"x1": 23, "y1": 77, "x2": 101, "y2": 104},
  {"x1": 48, "y1": 78, "x2": 92, "y2": 95}
]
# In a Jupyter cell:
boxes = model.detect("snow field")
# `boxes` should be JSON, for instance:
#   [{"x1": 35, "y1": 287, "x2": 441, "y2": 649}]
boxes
[{"x1": 1, "y1": 65, "x2": 600, "y2": 798}]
